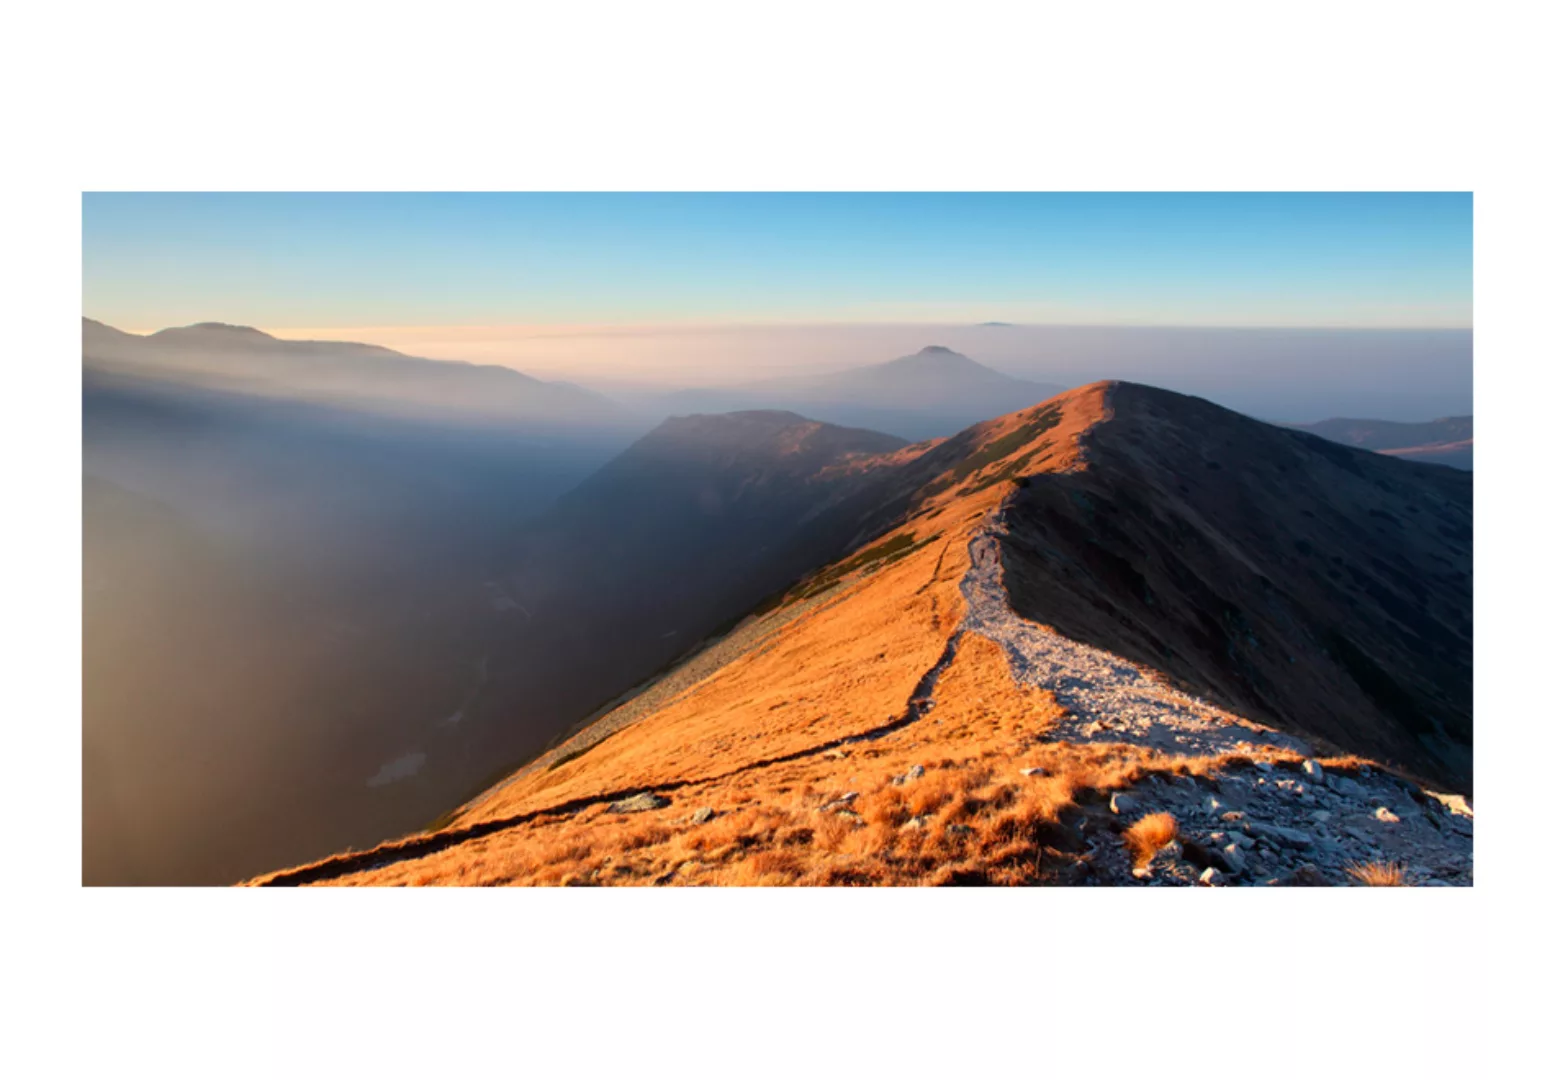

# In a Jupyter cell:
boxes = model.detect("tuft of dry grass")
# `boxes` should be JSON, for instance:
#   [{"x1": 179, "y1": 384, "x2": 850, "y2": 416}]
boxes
[
  {"x1": 1121, "y1": 812, "x2": 1178, "y2": 869},
  {"x1": 1347, "y1": 861, "x2": 1407, "y2": 887}
]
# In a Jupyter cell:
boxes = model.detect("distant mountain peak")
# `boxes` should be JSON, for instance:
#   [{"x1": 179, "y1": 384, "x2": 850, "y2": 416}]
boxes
[{"x1": 882, "y1": 346, "x2": 1002, "y2": 377}]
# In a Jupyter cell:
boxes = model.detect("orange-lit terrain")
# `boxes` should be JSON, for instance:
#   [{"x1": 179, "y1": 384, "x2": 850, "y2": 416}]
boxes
[{"x1": 251, "y1": 383, "x2": 1474, "y2": 887}]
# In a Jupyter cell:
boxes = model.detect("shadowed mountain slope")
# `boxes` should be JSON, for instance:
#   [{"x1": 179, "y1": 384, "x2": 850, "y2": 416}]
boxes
[
  {"x1": 1000, "y1": 383, "x2": 1472, "y2": 790},
  {"x1": 252, "y1": 381, "x2": 1471, "y2": 886}
]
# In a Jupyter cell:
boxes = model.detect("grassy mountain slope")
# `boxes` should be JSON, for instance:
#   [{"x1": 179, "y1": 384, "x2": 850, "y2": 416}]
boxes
[{"x1": 249, "y1": 382, "x2": 1473, "y2": 887}]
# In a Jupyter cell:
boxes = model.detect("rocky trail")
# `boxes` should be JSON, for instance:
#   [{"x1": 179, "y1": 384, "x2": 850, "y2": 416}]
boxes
[{"x1": 960, "y1": 506, "x2": 1474, "y2": 886}]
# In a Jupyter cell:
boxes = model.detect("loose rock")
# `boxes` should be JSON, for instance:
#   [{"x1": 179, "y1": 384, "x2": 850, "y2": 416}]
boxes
[
  {"x1": 1110, "y1": 793, "x2": 1139, "y2": 815},
  {"x1": 1246, "y1": 822, "x2": 1313, "y2": 848},
  {"x1": 607, "y1": 793, "x2": 670, "y2": 814}
]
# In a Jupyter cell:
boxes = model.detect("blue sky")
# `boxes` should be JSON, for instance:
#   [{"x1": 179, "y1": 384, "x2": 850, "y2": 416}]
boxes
[{"x1": 82, "y1": 192, "x2": 1471, "y2": 330}]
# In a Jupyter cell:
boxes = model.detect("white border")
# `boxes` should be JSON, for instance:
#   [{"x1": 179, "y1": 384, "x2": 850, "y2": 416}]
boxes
[{"x1": 6, "y1": 1, "x2": 1549, "y2": 1075}]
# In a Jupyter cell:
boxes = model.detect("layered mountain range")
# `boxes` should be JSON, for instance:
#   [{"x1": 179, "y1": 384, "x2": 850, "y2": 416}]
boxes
[
  {"x1": 83, "y1": 318, "x2": 624, "y2": 430},
  {"x1": 82, "y1": 319, "x2": 1473, "y2": 885},
  {"x1": 657, "y1": 346, "x2": 1067, "y2": 440},
  {"x1": 245, "y1": 381, "x2": 1473, "y2": 888}
]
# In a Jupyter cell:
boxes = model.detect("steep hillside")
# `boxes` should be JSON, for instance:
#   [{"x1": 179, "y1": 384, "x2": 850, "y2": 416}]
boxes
[
  {"x1": 251, "y1": 382, "x2": 1473, "y2": 887},
  {"x1": 999, "y1": 385, "x2": 1471, "y2": 790},
  {"x1": 467, "y1": 411, "x2": 932, "y2": 768}
]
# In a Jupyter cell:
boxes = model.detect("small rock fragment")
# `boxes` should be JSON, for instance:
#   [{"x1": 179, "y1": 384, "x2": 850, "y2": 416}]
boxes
[
  {"x1": 907, "y1": 764, "x2": 926, "y2": 780},
  {"x1": 1110, "y1": 793, "x2": 1139, "y2": 815},
  {"x1": 690, "y1": 807, "x2": 716, "y2": 825},
  {"x1": 1374, "y1": 807, "x2": 1401, "y2": 824},
  {"x1": 607, "y1": 793, "x2": 670, "y2": 814},
  {"x1": 1302, "y1": 759, "x2": 1325, "y2": 783},
  {"x1": 1020, "y1": 766, "x2": 1048, "y2": 777},
  {"x1": 1199, "y1": 867, "x2": 1225, "y2": 886}
]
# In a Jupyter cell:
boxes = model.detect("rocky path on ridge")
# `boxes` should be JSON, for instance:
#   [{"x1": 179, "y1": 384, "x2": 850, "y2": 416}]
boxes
[{"x1": 959, "y1": 506, "x2": 1474, "y2": 886}]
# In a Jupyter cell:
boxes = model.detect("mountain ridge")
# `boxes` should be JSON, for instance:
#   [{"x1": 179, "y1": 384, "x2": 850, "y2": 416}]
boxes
[{"x1": 249, "y1": 379, "x2": 1473, "y2": 887}]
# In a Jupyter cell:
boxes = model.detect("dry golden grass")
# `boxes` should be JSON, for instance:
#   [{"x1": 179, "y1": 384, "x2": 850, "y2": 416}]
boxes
[
  {"x1": 1347, "y1": 861, "x2": 1407, "y2": 887},
  {"x1": 252, "y1": 384, "x2": 1373, "y2": 889},
  {"x1": 1121, "y1": 812, "x2": 1179, "y2": 870}
]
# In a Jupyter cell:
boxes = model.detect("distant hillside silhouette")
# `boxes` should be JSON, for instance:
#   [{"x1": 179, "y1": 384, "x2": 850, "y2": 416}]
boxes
[{"x1": 659, "y1": 346, "x2": 1066, "y2": 440}]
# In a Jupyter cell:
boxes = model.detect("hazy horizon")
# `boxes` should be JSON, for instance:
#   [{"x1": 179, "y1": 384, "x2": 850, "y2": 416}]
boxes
[
  {"x1": 87, "y1": 315, "x2": 1473, "y2": 422},
  {"x1": 85, "y1": 192, "x2": 1472, "y2": 422}
]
